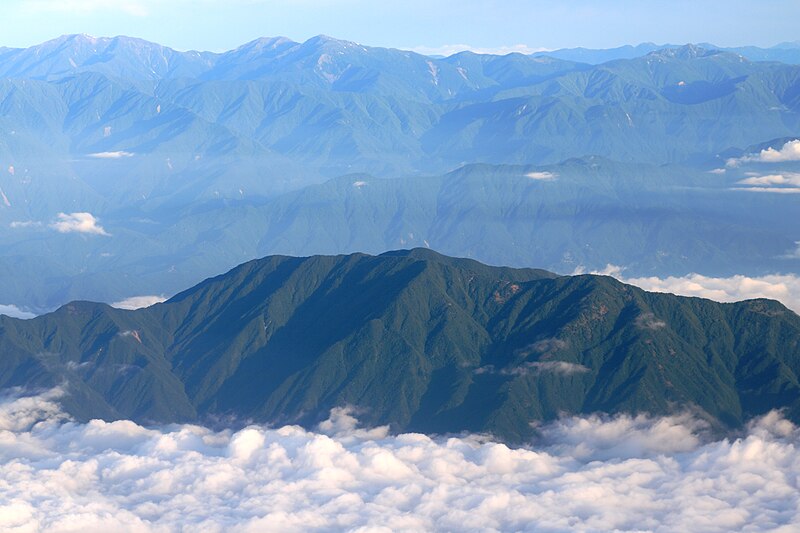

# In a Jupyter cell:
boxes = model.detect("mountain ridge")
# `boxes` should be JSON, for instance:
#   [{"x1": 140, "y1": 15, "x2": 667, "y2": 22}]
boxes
[{"x1": 0, "y1": 249, "x2": 797, "y2": 443}]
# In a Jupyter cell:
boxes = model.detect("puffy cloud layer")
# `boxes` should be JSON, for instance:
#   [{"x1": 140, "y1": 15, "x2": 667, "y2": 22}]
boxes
[
  {"x1": 50, "y1": 212, "x2": 110, "y2": 236},
  {"x1": 727, "y1": 139, "x2": 800, "y2": 166},
  {"x1": 749, "y1": 139, "x2": 800, "y2": 163},
  {"x1": 582, "y1": 265, "x2": 800, "y2": 315},
  {"x1": 111, "y1": 296, "x2": 167, "y2": 310},
  {"x1": 624, "y1": 272, "x2": 800, "y2": 315},
  {"x1": 0, "y1": 390, "x2": 798, "y2": 532}
]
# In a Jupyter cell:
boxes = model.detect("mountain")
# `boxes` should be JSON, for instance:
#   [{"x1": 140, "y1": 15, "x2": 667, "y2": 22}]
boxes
[
  {"x1": 533, "y1": 43, "x2": 671, "y2": 64},
  {"x1": 2, "y1": 156, "x2": 799, "y2": 312},
  {"x1": 0, "y1": 250, "x2": 798, "y2": 442},
  {"x1": 0, "y1": 34, "x2": 216, "y2": 81},
  {"x1": 534, "y1": 41, "x2": 800, "y2": 65},
  {"x1": 0, "y1": 36, "x2": 799, "y2": 310},
  {"x1": 0, "y1": 37, "x2": 798, "y2": 178}
]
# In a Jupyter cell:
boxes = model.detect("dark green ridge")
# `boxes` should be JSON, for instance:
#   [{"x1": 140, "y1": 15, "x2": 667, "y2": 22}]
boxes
[{"x1": 1, "y1": 249, "x2": 798, "y2": 443}]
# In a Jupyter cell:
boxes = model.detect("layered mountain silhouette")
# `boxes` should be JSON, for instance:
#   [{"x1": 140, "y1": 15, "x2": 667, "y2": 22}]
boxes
[
  {"x1": 0, "y1": 35, "x2": 798, "y2": 178},
  {"x1": 2, "y1": 156, "x2": 798, "y2": 311},
  {"x1": 0, "y1": 35, "x2": 799, "y2": 310},
  {"x1": 1, "y1": 250, "x2": 798, "y2": 442}
]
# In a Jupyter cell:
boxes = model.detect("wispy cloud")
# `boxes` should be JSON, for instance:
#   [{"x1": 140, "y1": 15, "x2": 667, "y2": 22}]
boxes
[
  {"x1": 526, "y1": 171, "x2": 558, "y2": 181},
  {"x1": 635, "y1": 312, "x2": 667, "y2": 330},
  {"x1": 0, "y1": 390, "x2": 798, "y2": 531},
  {"x1": 87, "y1": 151, "x2": 135, "y2": 159},
  {"x1": 731, "y1": 172, "x2": 800, "y2": 193},
  {"x1": 730, "y1": 187, "x2": 800, "y2": 194},
  {"x1": 9, "y1": 220, "x2": 42, "y2": 229},
  {"x1": 50, "y1": 212, "x2": 110, "y2": 236},
  {"x1": 784, "y1": 242, "x2": 800, "y2": 259},
  {"x1": 737, "y1": 173, "x2": 800, "y2": 187},
  {"x1": 475, "y1": 360, "x2": 589, "y2": 377}
]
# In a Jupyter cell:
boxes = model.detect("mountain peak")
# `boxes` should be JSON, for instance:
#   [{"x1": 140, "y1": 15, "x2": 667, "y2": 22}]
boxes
[
  {"x1": 649, "y1": 44, "x2": 722, "y2": 60},
  {"x1": 303, "y1": 34, "x2": 363, "y2": 51},
  {"x1": 236, "y1": 36, "x2": 296, "y2": 52}
]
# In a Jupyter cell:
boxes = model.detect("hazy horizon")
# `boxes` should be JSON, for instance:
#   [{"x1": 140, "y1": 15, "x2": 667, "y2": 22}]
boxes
[{"x1": 0, "y1": 0, "x2": 797, "y2": 53}]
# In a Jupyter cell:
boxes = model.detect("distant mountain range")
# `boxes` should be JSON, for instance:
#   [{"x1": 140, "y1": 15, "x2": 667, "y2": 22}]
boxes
[
  {"x1": 1, "y1": 250, "x2": 797, "y2": 442},
  {"x1": 0, "y1": 35, "x2": 798, "y2": 178},
  {"x1": 0, "y1": 35, "x2": 798, "y2": 310},
  {"x1": 2, "y1": 156, "x2": 798, "y2": 312},
  {"x1": 532, "y1": 41, "x2": 800, "y2": 64}
]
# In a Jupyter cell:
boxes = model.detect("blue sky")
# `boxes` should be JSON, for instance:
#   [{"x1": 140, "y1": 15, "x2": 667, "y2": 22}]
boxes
[{"x1": 0, "y1": 0, "x2": 798, "y2": 52}]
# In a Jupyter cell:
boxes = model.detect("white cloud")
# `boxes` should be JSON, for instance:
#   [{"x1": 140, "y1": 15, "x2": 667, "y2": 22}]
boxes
[
  {"x1": 750, "y1": 139, "x2": 800, "y2": 163},
  {"x1": 475, "y1": 360, "x2": 590, "y2": 377},
  {"x1": 526, "y1": 361, "x2": 590, "y2": 375},
  {"x1": 50, "y1": 212, "x2": 110, "y2": 236},
  {"x1": 411, "y1": 44, "x2": 551, "y2": 57},
  {"x1": 87, "y1": 151, "x2": 135, "y2": 159},
  {"x1": 737, "y1": 173, "x2": 800, "y2": 187},
  {"x1": 9, "y1": 220, "x2": 42, "y2": 229},
  {"x1": 708, "y1": 168, "x2": 726, "y2": 175},
  {"x1": 731, "y1": 187, "x2": 800, "y2": 194},
  {"x1": 111, "y1": 295, "x2": 166, "y2": 310},
  {"x1": 0, "y1": 304, "x2": 36, "y2": 319},
  {"x1": 526, "y1": 171, "x2": 558, "y2": 181},
  {"x1": 635, "y1": 312, "x2": 667, "y2": 330},
  {"x1": 584, "y1": 265, "x2": 800, "y2": 314},
  {"x1": 733, "y1": 172, "x2": 800, "y2": 193},
  {"x1": 727, "y1": 139, "x2": 800, "y2": 166},
  {"x1": 23, "y1": 0, "x2": 148, "y2": 16},
  {"x1": 0, "y1": 390, "x2": 798, "y2": 532}
]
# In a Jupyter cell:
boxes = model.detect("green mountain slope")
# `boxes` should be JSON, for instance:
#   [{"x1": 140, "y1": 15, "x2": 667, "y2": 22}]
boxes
[{"x1": 1, "y1": 250, "x2": 798, "y2": 442}]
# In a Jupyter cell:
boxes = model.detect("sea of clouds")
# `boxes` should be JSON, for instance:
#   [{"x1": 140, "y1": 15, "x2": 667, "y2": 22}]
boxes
[{"x1": 0, "y1": 389, "x2": 798, "y2": 532}]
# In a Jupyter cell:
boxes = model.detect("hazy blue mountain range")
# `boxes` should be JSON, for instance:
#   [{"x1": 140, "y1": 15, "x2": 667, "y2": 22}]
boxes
[
  {"x1": 532, "y1": 41, "x2": 800, "y2": 64},
  {"x1": 1, "y1": 155, "x2": 798, "y2": 312},
  {"x1": 0, "y1": 250, "x2": 797, "y2": 443},
  {"x1": 0, "y1": 35, "x2": 797, "y2": 179},
  {"x1": 0, "y1": 35, "x2": 798, "y2": 311}
]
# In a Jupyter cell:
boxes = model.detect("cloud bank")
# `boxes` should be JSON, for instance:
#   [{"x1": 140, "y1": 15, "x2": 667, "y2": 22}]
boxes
[
  {"x1": 0, "y1": 390, "x2": 798, "y2": 532},
  {"x1": 581, "y1": 266, "x2": 800, "y2": 315},
  {"x1": 50, "y1": 212, "x2": 110, "y2": 236},
  {"x1": 624, "y1": 272, "x2": 800, "y2": 315}
]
